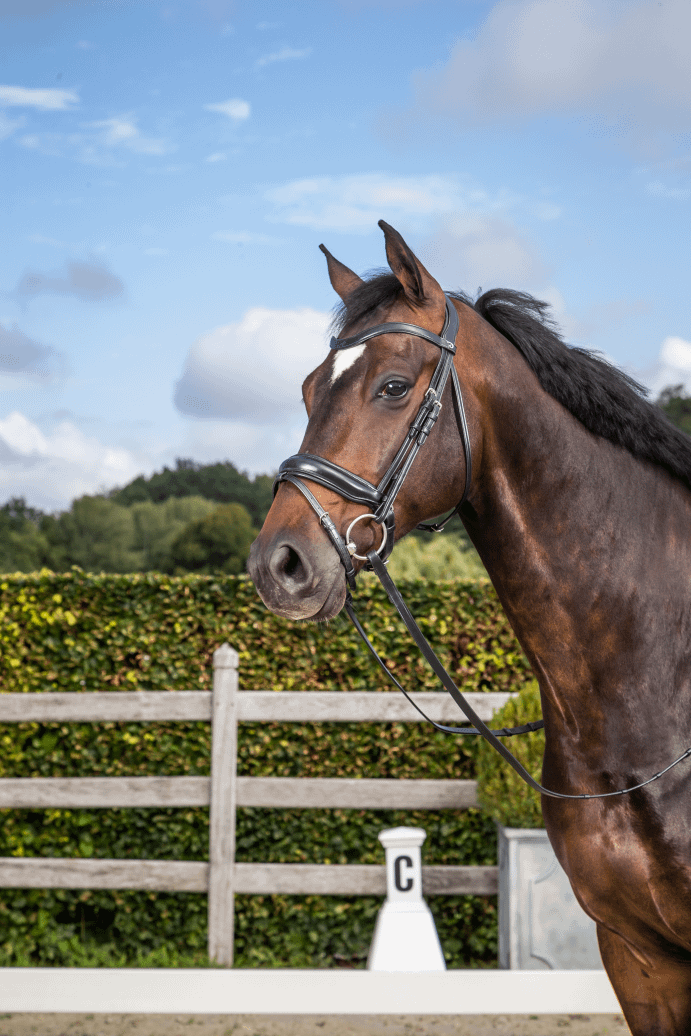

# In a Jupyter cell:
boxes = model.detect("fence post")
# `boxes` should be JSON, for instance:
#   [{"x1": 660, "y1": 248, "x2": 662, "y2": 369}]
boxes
[{"x1": 207, "y1": 643, "x2": 239, "y2": 966}]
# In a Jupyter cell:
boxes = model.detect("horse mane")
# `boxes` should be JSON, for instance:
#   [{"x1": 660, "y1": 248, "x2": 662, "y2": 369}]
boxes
[
  {"x1": 334, "y1": 274, "x2": 691, "y2": 492},
  {"x1": 473, "y1": 288, "x2": 691, "y2": 491}
]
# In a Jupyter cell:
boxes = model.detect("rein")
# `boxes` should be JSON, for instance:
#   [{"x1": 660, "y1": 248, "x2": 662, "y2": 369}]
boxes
[{"x1": 275, "y1": 294, "x2": 691, "y2": 801}]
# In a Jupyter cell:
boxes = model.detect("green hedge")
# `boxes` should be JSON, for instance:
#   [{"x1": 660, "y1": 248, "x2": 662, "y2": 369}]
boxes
[
  {"x1": 0, "y1": 570, "x2": 530, "y2": 693},
  {"x1": 476, "y1": 682, "x2": 545, "y2": 828},
  {"x1": 0, "y1": 571, "x2": 532, "y2": 967}
]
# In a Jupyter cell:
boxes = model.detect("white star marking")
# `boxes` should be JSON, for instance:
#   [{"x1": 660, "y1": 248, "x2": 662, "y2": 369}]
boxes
[{"x1": 330, "y1": 343, "x2": 366, "y2": 385}]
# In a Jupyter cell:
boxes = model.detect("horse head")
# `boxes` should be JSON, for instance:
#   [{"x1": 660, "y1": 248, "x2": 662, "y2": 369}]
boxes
[{"x1": 248, "y1": 221, "x2": 481, "y2": 621}]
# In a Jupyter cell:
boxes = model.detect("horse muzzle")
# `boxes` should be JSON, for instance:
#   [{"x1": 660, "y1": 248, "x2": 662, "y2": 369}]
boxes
[{"x1": 247, "y1": 528, "x2": 347, "y2": 621}]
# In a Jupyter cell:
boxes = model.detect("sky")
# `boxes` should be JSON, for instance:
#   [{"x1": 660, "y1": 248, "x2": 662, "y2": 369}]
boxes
[{"x1": 2, "y1": 0, "x2": 691, "y2": 511}]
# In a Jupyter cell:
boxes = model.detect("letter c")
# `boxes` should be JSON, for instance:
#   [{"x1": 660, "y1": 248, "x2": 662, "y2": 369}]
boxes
[{"x1": 394, "y1": 854, "x2": 414, "y2": 892}]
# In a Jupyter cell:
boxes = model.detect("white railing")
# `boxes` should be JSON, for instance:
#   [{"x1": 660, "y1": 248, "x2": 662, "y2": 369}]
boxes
[
  {"x1": 0, "y1": 968, "x2": 621, "y2": 1015},
  {"x1": 0, "y1": 643, "x2": 512, "y2": 966}
]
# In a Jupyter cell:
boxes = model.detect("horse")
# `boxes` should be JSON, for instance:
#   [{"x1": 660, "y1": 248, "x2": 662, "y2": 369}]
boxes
[{"x1": 248, "y1": 220, "x2": 691, "y2": 1035}]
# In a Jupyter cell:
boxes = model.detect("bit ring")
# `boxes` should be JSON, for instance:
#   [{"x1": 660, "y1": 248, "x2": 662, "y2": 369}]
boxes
[{"x1": 345, "y1": 513, "x2": 388, "y2": 562}]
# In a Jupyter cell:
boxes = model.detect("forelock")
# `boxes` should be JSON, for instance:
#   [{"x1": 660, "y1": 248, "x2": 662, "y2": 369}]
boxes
[{"x1": 330, "y1": 271, "x2": 405, "y2": 336}]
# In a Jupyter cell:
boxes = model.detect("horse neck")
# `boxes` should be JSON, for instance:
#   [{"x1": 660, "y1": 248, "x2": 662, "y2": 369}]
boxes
[{"x1": 463, "y1": 335, "x2": 691, "y2": 743}]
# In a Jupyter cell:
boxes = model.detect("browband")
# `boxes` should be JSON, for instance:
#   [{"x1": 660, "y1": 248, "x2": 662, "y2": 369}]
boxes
[{"x1": 331, "y1": 321, "x2": 456, "y2": 354}]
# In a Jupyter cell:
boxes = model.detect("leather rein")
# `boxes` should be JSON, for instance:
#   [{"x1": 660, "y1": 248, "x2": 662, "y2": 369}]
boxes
[{"x1": 275, "y1": 294, "x2": 691, "y2": 801}]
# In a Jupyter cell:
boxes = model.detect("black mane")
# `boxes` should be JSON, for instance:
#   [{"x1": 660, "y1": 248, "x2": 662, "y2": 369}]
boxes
[{"x1": 335, "y1": 275, "x2": 691, "y2": 492}]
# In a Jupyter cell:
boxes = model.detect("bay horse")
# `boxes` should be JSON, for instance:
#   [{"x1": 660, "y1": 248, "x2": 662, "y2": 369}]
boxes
[{"x1": 248, "y1": 221, "x2": 691, "y2": 1035}]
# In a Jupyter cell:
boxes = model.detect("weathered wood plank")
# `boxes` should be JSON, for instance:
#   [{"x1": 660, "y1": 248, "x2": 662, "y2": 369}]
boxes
[
  {"x1": 236, "y1": 777, "x2": 478, "y2": 809},
  {"x1": 0, "y1": 692, "x2": 212, "y2": 723},
  {"x1": 207, "y1": 643, "x2": 239, "y2": 966},
  {"x1": 0, "y1": 857, "x2": 208, "y2": 892},
  {"x1": 236, "y1": 691, "x2": 514, "y2": 724},
  {"x1": 0, "y1": 776, "x2": 479, "y2": 810},
  {"x1": 0, "y1": 690, "x2": 514, "y2": 725},
  {"x1": 421, "y1": 865, "x2": 498, "y2": 895},
  {"x1": 0, "y1": 857, "x2": 498, "y2": 896},
  {"x1": 233, "y1": 863, "x2": 498, "y2": 895},
  {"x1": 0, "y1": 776, "x2": 210, "y2": 808}
]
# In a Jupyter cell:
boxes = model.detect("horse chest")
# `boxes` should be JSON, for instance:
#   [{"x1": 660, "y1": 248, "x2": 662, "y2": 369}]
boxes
[{"x1": 550, "y1": 812, "x2": 691, "y2": 954}]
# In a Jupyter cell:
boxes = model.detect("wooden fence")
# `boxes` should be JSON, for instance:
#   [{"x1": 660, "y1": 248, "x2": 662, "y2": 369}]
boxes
[{"x1": 0, "y1": 644, "x2": 513, "y2": 966}]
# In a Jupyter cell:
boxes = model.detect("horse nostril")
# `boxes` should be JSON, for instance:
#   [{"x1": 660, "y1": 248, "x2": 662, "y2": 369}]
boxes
[
  {"x1": 280, "y1": 545, "x2": 301, "y2": 578},
  {"x1": 269, "y1": 542, "x2": 313, "y2": 591}
]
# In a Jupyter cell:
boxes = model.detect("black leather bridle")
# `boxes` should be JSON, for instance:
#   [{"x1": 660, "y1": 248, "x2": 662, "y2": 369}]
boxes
[
  {"x1": 276, "y1": 296, "x2": 471, "y2": 589},
  {"x1": 273, "y1": 294, "x2": 691, "y2": 801}
]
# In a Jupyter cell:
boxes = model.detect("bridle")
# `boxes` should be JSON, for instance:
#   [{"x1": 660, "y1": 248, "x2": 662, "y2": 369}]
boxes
[
  {"x1": 276, "y1": 296, "x2": 471, "y2": 589},
  {"x1": 273, "y1": 294, "x2": 691, "y2": 801}
]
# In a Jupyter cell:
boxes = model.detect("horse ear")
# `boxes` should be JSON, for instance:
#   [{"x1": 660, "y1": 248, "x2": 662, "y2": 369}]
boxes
[
  {"x1": 379, "y1": 220, "x2": 443, "y2": 308},
  {"x1": 319, "y1": 244, "x2": 364, "y2": 302}
]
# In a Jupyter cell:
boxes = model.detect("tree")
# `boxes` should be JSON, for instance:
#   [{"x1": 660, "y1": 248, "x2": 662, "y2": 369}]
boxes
[
  {"x1": 110, "y1": 458, "x2": 273, "y2": 527},
  {"x1": 130, "y1": 496, "x2": 216, "y2": 571},
  {"x1": 0, "y1": 498, "x2": 53, "y2": 573},
  {"x1": 45, "y1": 496, "x2": 140, "y2": 573},
  {"x1": 167, "y1": 503, "x2": 257, "y2": 575},
  {"x1": 386, "y1": 530, "x2": 487, "y2": 581},
  {"x1": 657, "y1": 384, "x2": 691, "y2": 436}
]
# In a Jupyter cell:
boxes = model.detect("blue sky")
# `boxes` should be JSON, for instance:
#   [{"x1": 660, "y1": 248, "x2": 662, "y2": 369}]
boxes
[{"x1": 2, "y1": 0, "x2": 691, "y2": 510}]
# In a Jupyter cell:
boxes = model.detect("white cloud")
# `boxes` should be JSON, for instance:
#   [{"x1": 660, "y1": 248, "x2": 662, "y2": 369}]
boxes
[
  {"x1": 419, "y1": 215, "x2": 550, "y2": 292},
  {"x1": 14, "y1": 114, "x2": 175, "y2": 165},
  {"x1": 18, "y1": 134, "x2": 41, "y2": 150},
  {"x1": 174, "y1": 305, "x2": 329, "y2": 422},
  {"x1": 0, "y1": 112, "x2": 23, "y2": 139},
  {"x1": 0, "y1": 412, "x2": 143, "y2": 511},
  {"x1": 256, "y1": 46, "x2": 311, "y2": 68},
  {"x1": 398, "y1": 0, "x2": 691, "y2": 136},
  {"x1": 635, "y1": 335, "x2": 691, "y2": 396},
  {"x1": 264, "y1": 172, "x2": 507, "y2": 232},
  {"x1": 530, "y1": 201, "x2": 562, "y2": 221},
  {"x1": 0, "y1": 324, "x2": 65, "y2": 379},
  {"x1": 87, "y1": 115, "x2": 171, "y2": 156},
  {"x1": 537, "y1": 286, "x2": 590, "y2": 345},
  {"x1": 661, "y1": 337, "x2": 691, "y2": 371},
  {"x1": 646, "y1": 181, "x2": 691, "y2": 201},
  {"x1": 15, "y1": 259, "x2": 125, "y2": 303},
  {"x1": 0, "y1": 85, "x2": 78, "y2": 110},
  {"x1": 179, "y1": 417, "x2": 307, "y2": 477},
  {"x1": 204, "y1": 98, "x2": 250, "y2": 121},
  {"x1": 205, "y1": 151, "x2": 227, "y2": 163}
]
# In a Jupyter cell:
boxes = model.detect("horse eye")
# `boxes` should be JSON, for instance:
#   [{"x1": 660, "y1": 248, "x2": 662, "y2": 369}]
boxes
[{"x1": 380, "y1": 381, "x2": 408, "y2": 398}]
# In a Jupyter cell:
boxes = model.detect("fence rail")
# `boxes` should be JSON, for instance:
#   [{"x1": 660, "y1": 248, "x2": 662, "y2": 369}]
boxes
[
  {"x1": 0, "y1": 645, "x2": 512, "y2": 965},
  {"x1": 0, "y1": 858, "x2": 498, "y2": 895},
  {"x1": 0, "y1": 775, "x2": 479, "y2": 809},
  {"x1": 0, "y1": 688, "x2": 512, "y2": 723}
]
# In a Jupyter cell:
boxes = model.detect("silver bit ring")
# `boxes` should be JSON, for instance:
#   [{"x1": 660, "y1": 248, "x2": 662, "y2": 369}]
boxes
[{"x1": 345, "y1": 513, "x2": 388, "y2": 562}]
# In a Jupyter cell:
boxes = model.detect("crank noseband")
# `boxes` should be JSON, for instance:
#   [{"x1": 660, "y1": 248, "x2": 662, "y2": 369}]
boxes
[{"x1": 274, "y1": 295, "x2": 472, "y2": 587}]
